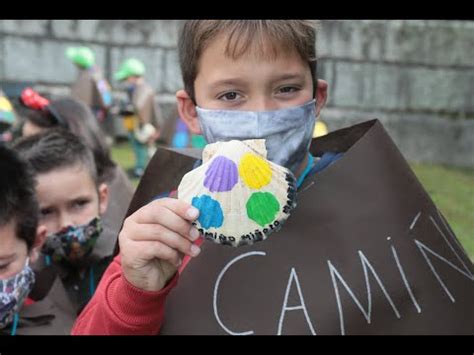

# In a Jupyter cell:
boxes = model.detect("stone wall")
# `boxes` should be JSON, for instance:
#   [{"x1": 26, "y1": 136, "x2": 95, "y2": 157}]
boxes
[
  {"x1": 317, "y1": 20, "x2": 474, "y2": 167},
  {"x1": 1, "y1": 20, "x2": 472, "y2": 166}
]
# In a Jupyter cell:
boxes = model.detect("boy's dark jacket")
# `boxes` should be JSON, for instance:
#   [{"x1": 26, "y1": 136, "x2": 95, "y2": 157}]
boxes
[{"x1": 121, "y1": 119, "x2": 474, "y2": 335}]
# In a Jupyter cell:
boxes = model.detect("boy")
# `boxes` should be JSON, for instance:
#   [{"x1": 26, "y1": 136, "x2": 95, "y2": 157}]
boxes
[
  {"x1": 0, "y1": 88, "x2": 16, "y2": 144},
  {"x1": 66, "y1": 46, "x2": 114, "y2": 139},
  {"x1": 72, "y1": 20, "x2": 335, "y2": 335},
  {"x1": 14, "y1": 129, "x2": 110, "y2": 315},
  {"x1": 114, "y1": 58, "x2": 162, "y2": 177},
  {"x1": 73, "y1": 21, "x2": 472, "y2": 335},
  {"x1": 0, "y1": 145, "x2": 76, "y2": 335}
]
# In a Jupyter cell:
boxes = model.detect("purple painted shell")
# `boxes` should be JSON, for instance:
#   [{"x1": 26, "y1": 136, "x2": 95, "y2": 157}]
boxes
[{"x1": 203, "y1": 156, "x2": 238, "y2": 192}]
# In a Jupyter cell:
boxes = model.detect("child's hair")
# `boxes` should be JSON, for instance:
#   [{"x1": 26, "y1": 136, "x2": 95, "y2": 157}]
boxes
[
  {"x1": 13, "y1": 129, "x2": 99, "y2": 186},
  {"x1": 19, "y1": 97, "x2": 116, "y2": 183},
  {"x1": 178, "y1": 20, "x2": 318, "y2": 103},
  {"x1": 0, "y1": 145, "x2": 39, "y2": 251}
]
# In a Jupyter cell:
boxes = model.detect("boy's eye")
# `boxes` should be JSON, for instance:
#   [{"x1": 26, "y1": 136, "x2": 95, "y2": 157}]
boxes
[
  {"x1": 40, "y1": 208, "x2": 54, "y2": 217},
  {"x1": 73, "y1": 199, "x2": 90, "y2": 209},
  {"x1": 218, "y1": 92, "x2": 241, "y2": 101},
  {"x1": 278, "y1": 86, "x2": 300, "y2": 94},
  {"x1": 0, "y1": 264, "x2": 9, "y2": 271}
]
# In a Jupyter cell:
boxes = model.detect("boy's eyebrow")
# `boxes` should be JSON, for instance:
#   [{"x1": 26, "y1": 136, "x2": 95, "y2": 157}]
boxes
[
  {"x1": 39, "y1": 202, "x2": 53, "y2": 209},
  {"x1": 69, "y1": 193, "x2": 94, "y2": 201},
  {"x1": 210, "y1": 73, "x2": 307, "y2": 90},
  {"x1": 271, "y1": 73, "x2": 307, "y2": 83},
  {"x1": 209, "y1": 78, "x2": 249, "y2": 90},
  {"x1": 39, "y1": 192, "x2": 94, "y2": 208}
]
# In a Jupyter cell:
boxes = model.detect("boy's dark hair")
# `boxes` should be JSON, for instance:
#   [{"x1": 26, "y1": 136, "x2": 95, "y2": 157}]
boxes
[
  {"x1": 19, "y1": 97, "x2": 115, "y2": 183},
  {"x1": 178, "y1": 20, "x2": 318, "y2": 103},
  {"x1": 13, "y1": 129, "x2": 98, "y2": 185},
  {"x1": 0, "y1": 145, "x2": 39, "y2": 251}
]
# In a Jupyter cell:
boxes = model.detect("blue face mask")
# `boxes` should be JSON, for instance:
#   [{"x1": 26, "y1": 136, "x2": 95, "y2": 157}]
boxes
[{"x1": 196, "y1": 99, "x2": 317, "y2": 174}]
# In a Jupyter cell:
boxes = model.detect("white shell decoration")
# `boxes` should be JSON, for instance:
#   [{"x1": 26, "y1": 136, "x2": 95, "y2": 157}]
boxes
[{"x1": 177, "y1": 139, "x2": 297, "y2": 247}]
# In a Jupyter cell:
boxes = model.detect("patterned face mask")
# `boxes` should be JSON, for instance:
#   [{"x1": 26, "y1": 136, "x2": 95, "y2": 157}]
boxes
[
  {"x1": 196, "y1": 100, "x2": 317, "y2": 175},
  {"x1": 42, "y1": 217, "x2": 102, "y2": 264},
  {"x1": 0, "y1": 258, "x2": 35, "y2": 329}
]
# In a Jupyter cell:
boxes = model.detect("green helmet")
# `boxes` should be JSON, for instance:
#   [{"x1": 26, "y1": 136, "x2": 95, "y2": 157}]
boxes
[
  {"x1": 114, "y1": 58, "x2": 146, "y2": 81},
  {"x1": 66, "y1": 46, "x2": 95, "y2": 69}
]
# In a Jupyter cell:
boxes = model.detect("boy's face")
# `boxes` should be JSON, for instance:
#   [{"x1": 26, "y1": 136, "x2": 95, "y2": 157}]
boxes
[
  {"x1": 126, "y1": 76, "x2": 138, "y2": 85},
  {"x1": 177, "y1": 33, "x2": 328, "y2": 134},
  {"x1": 36, "y1": 163, "x2": 108, "y2": 236},
  {"x1": 0, "y1": 220, "x2": 46, "y2": 280}
]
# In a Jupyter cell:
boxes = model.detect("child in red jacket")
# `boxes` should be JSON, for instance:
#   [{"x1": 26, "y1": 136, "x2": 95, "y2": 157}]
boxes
[{"x1": 72, "y1": 20, "x2": 328, "y2": 335}]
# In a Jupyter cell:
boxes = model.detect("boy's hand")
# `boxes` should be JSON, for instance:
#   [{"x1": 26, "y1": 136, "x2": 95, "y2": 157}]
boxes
[{"x1": 119, "y1": 198, "x2": 201, "y2": 292}]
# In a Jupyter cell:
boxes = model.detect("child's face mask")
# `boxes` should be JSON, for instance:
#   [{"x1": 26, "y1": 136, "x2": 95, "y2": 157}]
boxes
[
  {"x1": 0, "y1": 258, "x2": 35, "y2": 329},
  {"x1": 196, "y1": 99, "x2": 317, "y2": 174},
  {"x1": 42, "y1": 217, "x2": 102, "y2": 265}
]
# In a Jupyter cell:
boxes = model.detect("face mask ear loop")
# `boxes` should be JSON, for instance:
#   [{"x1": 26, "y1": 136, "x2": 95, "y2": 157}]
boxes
[
  {"x1": 296, "y1": 153, "x2": 315, "y2": 188},
  {"x1": 10, "y1": 313, "x2": 19, "y2": 336},
  {"x1": 89, "y1": 266, "x2": 95, "y2": 298}
]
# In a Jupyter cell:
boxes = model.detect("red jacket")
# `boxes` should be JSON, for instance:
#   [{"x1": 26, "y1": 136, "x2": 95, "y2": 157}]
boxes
[{"x1": 71, "y1": 239, "x2": 202, "y2": 335}]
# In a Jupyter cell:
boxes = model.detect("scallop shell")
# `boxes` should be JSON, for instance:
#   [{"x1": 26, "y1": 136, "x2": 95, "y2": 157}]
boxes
[{"x1": 177, "y1": 139, "x2": 297, "y2": 247}]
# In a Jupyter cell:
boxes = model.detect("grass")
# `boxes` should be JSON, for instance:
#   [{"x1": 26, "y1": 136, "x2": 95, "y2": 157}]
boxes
[
  {"x1": 111, "y1": 142, "x2": 474, "y2": 259},
  {"x1": 410, "y1": 163, "x2": 474, "y2": 260},
  {"x1": 111, "y1": 141, "x2": 141, "y2": 188}
]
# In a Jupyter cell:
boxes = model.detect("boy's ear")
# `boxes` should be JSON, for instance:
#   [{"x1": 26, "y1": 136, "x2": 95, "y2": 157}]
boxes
[
  {"x1": 29, "y1": 225, "x2": 47, "y2": 263},
  {"x1": 98, "y1": 183, "x2": 109, "y2": 215},
  {"x1": 315, "y1": 79, "x2": 328, "y2": 117},
  {"x1": 176, "y1": 89, "x2": 202, "y2": 135}
]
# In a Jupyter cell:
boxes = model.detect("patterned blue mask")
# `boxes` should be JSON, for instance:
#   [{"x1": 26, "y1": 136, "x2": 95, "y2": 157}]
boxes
[
  {"x1": 0, "y1": 258, "x2": 35, "y2": 329},
  {"x1": 42, "y1": 217, "x2": 102, "y2": 264}
]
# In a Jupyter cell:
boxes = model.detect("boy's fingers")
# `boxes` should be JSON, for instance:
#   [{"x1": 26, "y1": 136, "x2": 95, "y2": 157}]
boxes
[
  {"x1": 162, "y1": 198, "x2": 200, "y2": 221},
  {"x1": 154, "y1": 198, "x2": 200, "y2": 221},
  {"x1": 129, "y1": 224, "x2": 201, "y2": 257},
  {"x1": 151, "y1": 243, "x2": 182, "y2": 268},
  {"x1": 137, "y1": 240, "x2": 182, "y2": 267},
  {"x1": 134, "y1": 204, "x2": 198, "y2": 240}
]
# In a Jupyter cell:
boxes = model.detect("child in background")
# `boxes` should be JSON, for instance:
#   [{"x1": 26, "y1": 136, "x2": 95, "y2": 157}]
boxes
[
  {"x1": 0, "y1": 145, "x2": 76, "y2": 335},
  {"x1": 18, "y1": 88, "x2": 134, "y2": 272},
  {"x1": 0, "y1": 88, "x2": 16, "y2": 145},
  {"x1": 14, "y1": 130, "x2": 110, "y2": 315},
  {"x1": 114, "y1": 58, "x2": 162, "y2": 178},
  {"x1": 65, "y1": 46, "x2": 114, "y2": 141}
]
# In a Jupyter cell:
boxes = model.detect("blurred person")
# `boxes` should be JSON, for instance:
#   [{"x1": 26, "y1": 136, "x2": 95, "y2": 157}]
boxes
[
  {"x1": 0, "y1": 145, "x2": 76, "y2": 335},
  {"x1": 159, "y1": 108, "x2": 207, "y2": 149},
  {"x1": 0, "y1": 88, "x2": 17, "y2": 145},
  {"x1": 14, "y1": 130, "x2": 111, "y2": 314},
  {"x1": 114, "y1": 58, "x2": 162, "y2": 178},
  {"x1": 18, "y1": 88, "x2": 134, "y2": 285},
  {"x1": 66, "y1": 46, "x2": 114, "y2": 144}
]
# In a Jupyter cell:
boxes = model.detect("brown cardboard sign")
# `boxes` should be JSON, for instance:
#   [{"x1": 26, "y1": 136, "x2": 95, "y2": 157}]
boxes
[{"x1": 123, "y1": 119, "x2": 474, "y2": 335}]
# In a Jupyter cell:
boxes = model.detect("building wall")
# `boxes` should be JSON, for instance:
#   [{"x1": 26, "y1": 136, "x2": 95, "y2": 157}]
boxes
[{"x1": 1, "y1": 20, "x2": 472, "y2": 166}]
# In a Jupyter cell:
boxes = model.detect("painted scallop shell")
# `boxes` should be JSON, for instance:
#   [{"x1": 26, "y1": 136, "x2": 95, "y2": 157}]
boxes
[{"x1": 177, "y1": 139, "x2": 297, "y2": 247}]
